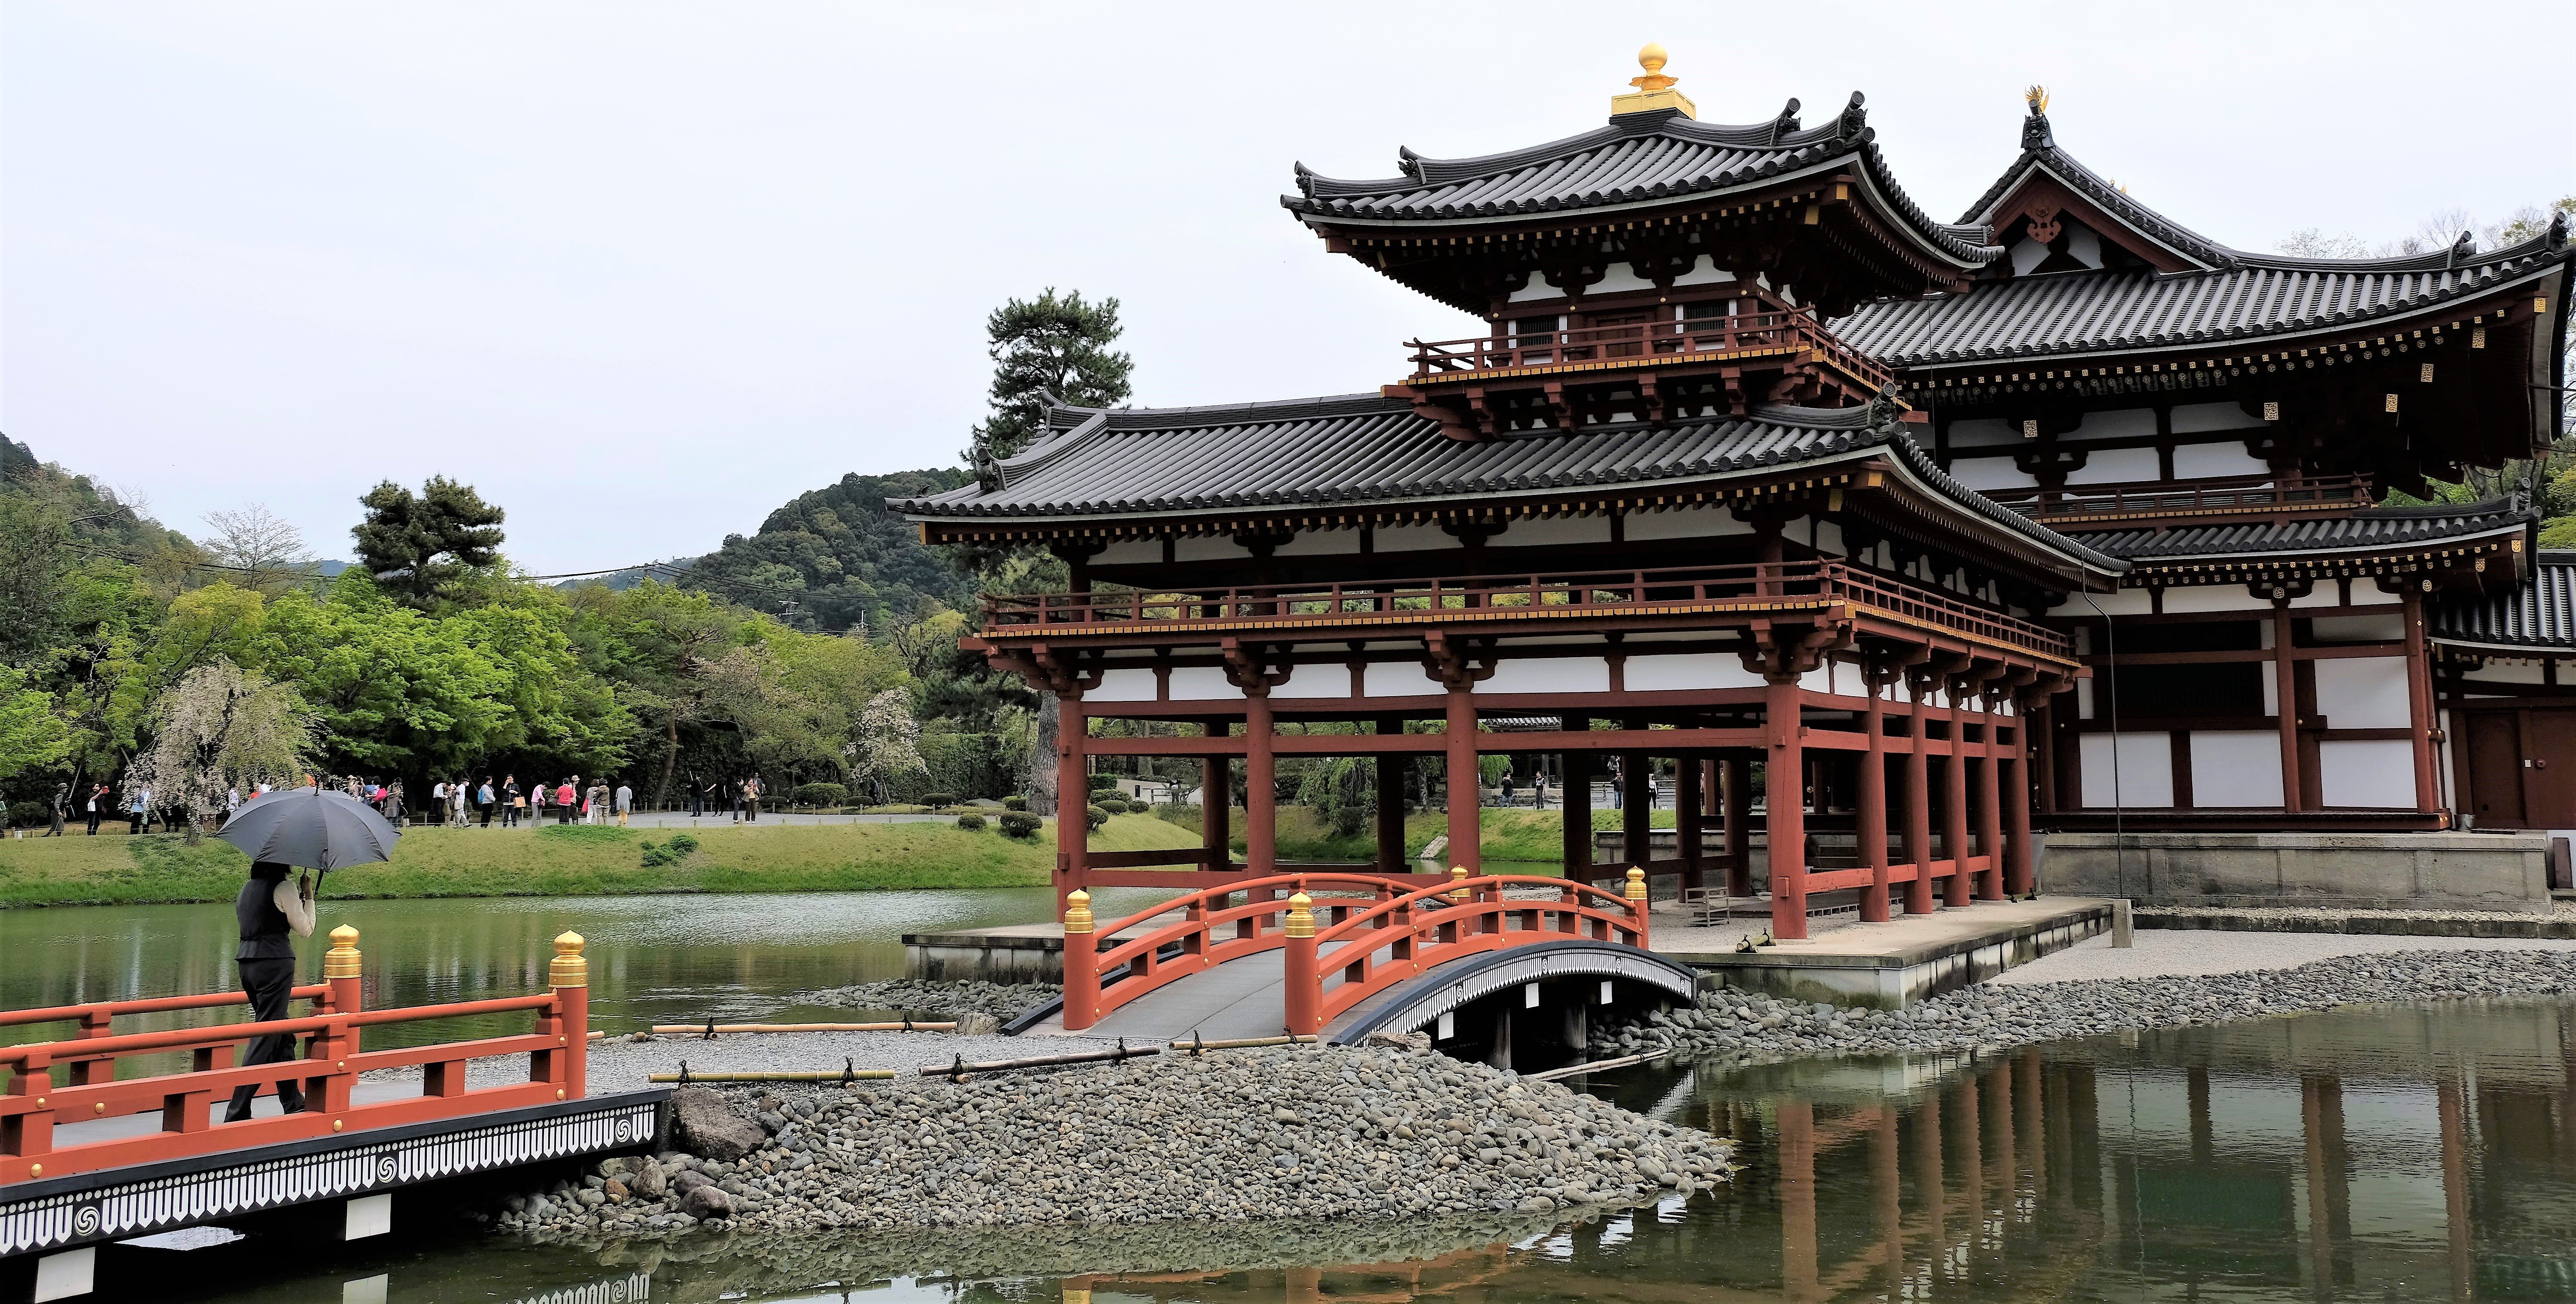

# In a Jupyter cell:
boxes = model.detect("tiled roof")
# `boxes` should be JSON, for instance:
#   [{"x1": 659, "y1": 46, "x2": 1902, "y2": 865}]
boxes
[
  {"x1": 2086, "y1": 498, "x2": 2534, "y2": 563},
  {"x1": 1835, "y1": 236, "x2": 2570, "y2": 369},
  {"x1": 891, "y1": 393, "x2": 2123, "y2": 573},
  {"x1": 2435, "y1": 552, "x2": 2576, "y2": 650},
  {"x1": 1284, "y1": 105, "x2": 2002, "y2": 266},
  {"x1": 1959, "y1": 133, "x2": 2239, "y2": 270}
]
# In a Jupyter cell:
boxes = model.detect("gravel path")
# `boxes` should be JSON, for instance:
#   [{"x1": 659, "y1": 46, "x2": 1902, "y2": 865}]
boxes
[
  {"x1": 1594, "y1": 947, "x2": 2576, "y2": 1065},
  {"x1": 1990, "y1": 928, "x2": 2576, "y2": 984},
  {"x1": 494, "y1": 1043, "x2": 1732, "y2": 1239}
]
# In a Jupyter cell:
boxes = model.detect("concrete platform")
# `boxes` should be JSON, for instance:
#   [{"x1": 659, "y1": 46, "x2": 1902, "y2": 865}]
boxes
[
  {"x1": 1653, "y1": 897, "x2": 2115, "y2": 1009},
  {"x1": 2043, "y1": 831, "x2": 2551, "y2": 911},
  {"x1": 906, "y1": 922, "x2": 1066, "y2": 983}
]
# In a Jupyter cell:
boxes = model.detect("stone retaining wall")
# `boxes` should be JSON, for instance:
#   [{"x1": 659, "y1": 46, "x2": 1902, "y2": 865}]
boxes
[{"x1": 2040, "y1": 831, "x2": 2550, "y2": 912}]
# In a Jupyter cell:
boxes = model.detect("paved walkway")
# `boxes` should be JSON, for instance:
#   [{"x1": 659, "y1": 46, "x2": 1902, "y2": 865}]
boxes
[
  {"x1": 1990, "y1": 928, "x2": 2576, "y2": 985},
  {"x1": 404, "y1": 810, "x2": 955, "y2": 831}
]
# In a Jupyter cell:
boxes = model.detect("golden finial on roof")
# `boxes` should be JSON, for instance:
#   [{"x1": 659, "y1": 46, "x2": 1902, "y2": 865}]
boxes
[
  {"x1": 2025, "y1": 85, "x2": 2050, "y2": 114},
  {"x1": 1612, "y1": 42, "x2": 1696, "y2": 120}
]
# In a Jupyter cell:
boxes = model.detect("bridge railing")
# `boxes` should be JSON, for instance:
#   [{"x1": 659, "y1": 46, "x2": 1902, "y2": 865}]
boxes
[
  {"x1": 1060, "y1": 873, "x2": 1423, "y2": 1032},
  {"x1": 0, "y1": 926, "x2": 589, "y2": 1185},
  {"x1": 1, "y1": 984, "x2": 339, "y2": 1089},
  {"x1": 1287, "y1": 870, "x2": 1649, "y2": 1034}
]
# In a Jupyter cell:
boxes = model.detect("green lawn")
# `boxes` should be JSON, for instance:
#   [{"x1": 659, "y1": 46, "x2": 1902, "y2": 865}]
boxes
[{"x1": 0, "y1": 816, "x2": 1200, "y2": 908}]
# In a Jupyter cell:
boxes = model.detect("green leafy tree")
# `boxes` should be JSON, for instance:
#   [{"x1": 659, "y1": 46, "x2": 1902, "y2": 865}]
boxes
[
  {"x1": 685, "y1": 470, "x2": 974, "y2": 632},
  {"x1": 0, "y1": 664, "x2": 72, "y2": 782},
  {"x1": 352, "y1": 476, "x2": 506, "y2": 610},
  {"x1": 962, "y1": 288, "x2": 1134, "y2": 471},
  {"x1": 125, "y1": 661, "x2": 312, "y2": 837}
]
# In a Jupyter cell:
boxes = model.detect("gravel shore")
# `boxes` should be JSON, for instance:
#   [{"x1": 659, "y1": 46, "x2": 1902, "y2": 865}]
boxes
[
  {"x1": 801, "y1": 978, "x2": 1060, "y2": 1022},
  {"x1": 494, "y1": 1043, "x2": 1730, "y2": 1239},
  {"x1": 1593, "y1": 947, "x2": 2576, "y2": 1064}
]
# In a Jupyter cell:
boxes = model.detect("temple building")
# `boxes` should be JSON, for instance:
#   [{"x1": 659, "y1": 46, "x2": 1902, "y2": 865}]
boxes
[{"x1": 897, "y1": 49, "x2": 2576, "y2": 933}]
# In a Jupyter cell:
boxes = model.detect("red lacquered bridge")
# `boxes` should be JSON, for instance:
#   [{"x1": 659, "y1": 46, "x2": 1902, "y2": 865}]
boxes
[
  {"x1": 1, "y1": 928, "x2": 665, "y2": 1303},
  {"x1": 1032, "y1": 869, "x2": 1700, "y2": 1058}
]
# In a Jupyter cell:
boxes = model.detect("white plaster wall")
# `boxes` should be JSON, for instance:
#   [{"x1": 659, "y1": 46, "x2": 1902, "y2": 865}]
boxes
[
  {"x1": 1501, "y1": 516, "x2": 1613, "y2": 547},
  {"x1": 2314, "y1": 656, "x2": 2412, "y2": 729},
  {"x1": 2290, "y1": 587, "x2": 2345, "y2": 610},
  {"x1": 1273, "y1": 530, "x2": 1361, "y2": 557},
  {"x1": 1947, "y1": 418, "x2": 2023, "y2": 449},
  {"x1": 2078, "y1": 589, "x2": 2156, "y2": 618},
  {"x1": 2172, "y1": 442, "x2": 2271, "y2": 479},
  {"x1": 1270, "y1": 666, "x2": 1357, "y2": 700},
  {"x1": 1173, "y1": 536, "x2": 1246, "y2": 563},
  {"x1": 2080, "y1": 732, "x2": 2175, "y2": 807},
  {"x1": 1800, "y1": 664, "x2": 1834, "y2": 696},
  {"x1": 2320, "y1": 739, "x2": 2416, "y2": 808},
  {"x1": 1089, "y1": 667, "x2": 1160, "y2": 703},
  {"x1": 2312, "y1": 615, "x2": 2405, "y2": 643},
  {"x1": 1097, "y1": 540, "x2": 1160, "y2": 566},
  {"x1": 1949, "y1": 456, "x2": 2040, "y2": 491},
  {"x1": 1625, "y1": 504, "x2": 1753, "y2": 540},
  {"x1": 1479, "y1": 658, "x2": 1611, "y2": 695},
  {"x1": 2161, "y1": 587, "x2": 2269, "y2": 614},
  {"x1": 2077, "y1": 679, "x2": 2096, "y2": 720},
  {"x1": 1625, "y1": 653, "x2": 1768, "y2": 692},
  {"x1": 1812, "y1": 520, "x2": 1845, "y2": 558},
  {"x1": 2065, "y1": 446, "x2": 2162, "y2": 485},
  {"x1": 1592, "y1": 263, "x2": 1656, "y2": 295},
  {"x1": 2459, "y1": 663, "x2": 2549, "y2": 685},
  {"x1": 2171, "y1": 401, "x2": 2255, "y2": 434},
  {"x1": 2075, "y1": 408, "x2": 2158, "y2": 440},
  {"x1": 1166, "y1": 667, "x2": 1239, "y2": 701},
  {"x1": 1670, "y1": 255, "x2": 1732, "y2": 286},
  {"x1": 1373, "y1": 523, "x2": 1452, "y2": 553},
  {"x1": 2261, "y1": 665, "x2": 2278, "y2": 718},
  {"x1": 2189, "y1": 731, "x2": 2285, "y2": 808}
]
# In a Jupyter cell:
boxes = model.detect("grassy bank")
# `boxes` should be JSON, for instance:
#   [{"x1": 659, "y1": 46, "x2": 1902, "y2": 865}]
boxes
[
  {"x1": 1150, "y1": 804, "x2": 1677, "y2": 863},
  {"x1": 0, "y1": 816, "x2": 1200, "y2": 908}
]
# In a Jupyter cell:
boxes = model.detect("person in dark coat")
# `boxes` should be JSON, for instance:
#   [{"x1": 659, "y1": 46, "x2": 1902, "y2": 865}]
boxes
[{"x1": 225, "y1": 861, "x2": 316, "y2": 1121}]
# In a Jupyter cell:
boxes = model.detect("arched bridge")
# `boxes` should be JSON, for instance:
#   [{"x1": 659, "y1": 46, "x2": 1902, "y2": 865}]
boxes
[{"x1": 1028, "y1": 871, "x2": 1698, "y2": 1066}]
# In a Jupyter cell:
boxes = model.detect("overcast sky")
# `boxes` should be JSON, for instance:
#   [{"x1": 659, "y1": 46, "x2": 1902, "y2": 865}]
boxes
[{"x1": 6, "y1": 2, "x2": 2570, "y2": 575}]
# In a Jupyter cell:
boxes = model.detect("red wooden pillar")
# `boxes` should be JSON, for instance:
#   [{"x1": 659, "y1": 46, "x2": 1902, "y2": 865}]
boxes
[
  {"x1": 1203, "y1": 721, "x2": 1230, "y2": 873},
  {"x1": 2005, "y1": 701, "x2": 2036, "y2": 895},
  {"x1": 1676, "y1": 750, "x2": 1706, "y2": 894},
  {"x1": 1375, "y1": 715, "x2": 1407, "y2": 874},
  {"x1": 1903, "y1": 680, "x2": 1936, "y2": 915},
  {"x1": 1858, "y1": 678, "x2": 1890, "y2": 923},
  {"x1": 1767, "y1": 675, "x2": 1809, "y2": 939},
  {"x1": 1977, "y1": 690, "x2": 2006, "y2": 901},
  {"x1": 1944, "y1": 682, "x2": 1972, "y2": 908},
  {"x1": 547, "y1": 931, "x2": 586, "y2": 1101},
  {"x1": 2404, "y1": 588, "x2": 2441, "y2": 819},
  {"x1": 1620, "y1": 747, "x2": 1651, "y2": 882},
  {"x1": 2274, "y1": 603, "x2": 2303, "y2": 815},
  {"x1": 1246, "y1": 692, "x2": 1277, "y2": 876},
  {"x1": 1446, "y1": 688, "x2": 1480, "y2": 876},
  {"x1": 1723, "y1": 755, "x2": 1753, "y2": 898},
  {"x1": 1563, "y1": 716, "x2": 1593, "y2": 883},
  {"x1": 1057, "y1": 694, "x2": 1089, "y2": 906}
]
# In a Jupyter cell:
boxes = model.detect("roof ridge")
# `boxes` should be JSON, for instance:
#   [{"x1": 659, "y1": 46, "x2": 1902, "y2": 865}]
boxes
[{"x1": 1962, "y1": 143, "x2": 2237, "y2": 271}]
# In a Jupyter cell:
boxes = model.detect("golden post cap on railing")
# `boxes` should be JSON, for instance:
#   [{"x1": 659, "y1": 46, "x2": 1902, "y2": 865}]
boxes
[
  {"x1": 1062, "y1": 889, "x2": 1094, "y2": 935},
  {"x1": 549, "y1": 931, "x2": 588, "y2": 988},
  {"x1": 323, "y1": 925, "x2": 362, "y2": 979},
  {"x1": 1625, "y1": 867, "x2": 1649, "y2": 902},
  {"x1": 1284, "y1": 892, "x2": 1316, "y2": 939},
  {"x1": 1448, "y1": 866, "x2": 1471, "y2": 901}
]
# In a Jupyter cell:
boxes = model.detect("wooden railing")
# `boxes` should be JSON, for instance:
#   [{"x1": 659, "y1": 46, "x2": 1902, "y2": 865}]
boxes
[
  {"x1": 1980, "y1": 474, "x2": 2372, "y2": 521},
  {"x1": 1405, "y1": 306, "x2": 1893, "y2": 391},
  {"x1": 0, "y1": 927, "x2": 589, "y2": 1184},
  {"x1": 1287, "y1": 873, "x2": 1649, "y2": 1034},
  {"x1": 984, "y1": 560, "x2": 2073, "y2": 659},
  {"x1": 1061, "y1": 873, "x2": 1421, "y2": 1031}
]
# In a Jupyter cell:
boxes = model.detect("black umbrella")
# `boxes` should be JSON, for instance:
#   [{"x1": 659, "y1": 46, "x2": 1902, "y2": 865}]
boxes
[{"x1": 216, "y1": 786, "x2": 401, "y2": 878}]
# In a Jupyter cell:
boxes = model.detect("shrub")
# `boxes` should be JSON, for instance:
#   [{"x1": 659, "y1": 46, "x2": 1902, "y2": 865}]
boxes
[
  {"x1": 639, "y1": 830, "x2": 700, "y2": 867},
  {"x1": 998, "y1": 812, "x2": 1042, "y2": 838},
  {"x1": 1088, "y1": 774, "x2": 1118, "y2": 792},
  {"x1": 955, "y1": 813, "x2": 987, "y2": 831},
  {"x1": 6, "y1": 801, "x2": 47, "y2": 829},
  {"x1": 789, "y1": 782, "x2": 848, "y2": 809},
  {"x1": 919, "y1": 792, "x2": 958, "y2": 808},
  {"x1": 1094, "y1": 797, "x2": 1130, "y2": 814},
  {"x1": 1002, "y1": 795, "x2": 1028, "y2": 811},
  {"x1": 666, "y1": 833, "x2": 699, "y2": 855},
  {"x1": 1086, "y1": 804, "x2": 1110, "y2": 832}
]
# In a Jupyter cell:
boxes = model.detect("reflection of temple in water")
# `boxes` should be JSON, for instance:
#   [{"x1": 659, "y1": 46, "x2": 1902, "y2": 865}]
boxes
[{"x1": 1021, "y1": 1001, "x2": 2576, "y2": 1303}]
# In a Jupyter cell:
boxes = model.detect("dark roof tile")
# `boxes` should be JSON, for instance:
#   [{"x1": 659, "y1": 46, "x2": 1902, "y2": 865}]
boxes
[
  {"x1": 2435, "y1": 552, "x2": 2576, "y2": 650},
  {"x1": 2085, "y1": 499, "x2": 2533, "y2": 562}
]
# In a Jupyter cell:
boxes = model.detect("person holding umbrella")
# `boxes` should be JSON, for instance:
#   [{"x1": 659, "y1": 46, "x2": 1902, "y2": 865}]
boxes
[{"x1": 214, "y1": 785, "x2": 401, "y2": 1121}]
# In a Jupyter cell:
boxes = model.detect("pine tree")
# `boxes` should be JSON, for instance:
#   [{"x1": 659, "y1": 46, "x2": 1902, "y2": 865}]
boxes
[
  {"x1": 962, "y1": 289, "x2": 1134, "y2": 477},
  {"x1": 351, "y1": 476, "x2": 506, "y2": 610}
]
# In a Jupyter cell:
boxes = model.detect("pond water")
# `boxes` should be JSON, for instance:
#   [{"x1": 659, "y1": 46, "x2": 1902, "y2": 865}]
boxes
[{"x1": 10, "y1": 894, "x2": 2576, "y2": 1302}]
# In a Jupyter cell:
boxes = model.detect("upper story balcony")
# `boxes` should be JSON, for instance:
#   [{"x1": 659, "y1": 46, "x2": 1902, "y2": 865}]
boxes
[
  {"x1": 1979, "y1": 473, "x2": 2375, "y2": 529},
  {"x1": 1407, "y1": 305, "x2": 1893, "y2": 391},
  {"x1": 980, "y1": 560, "x2": 2074, "y2": 665}
]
